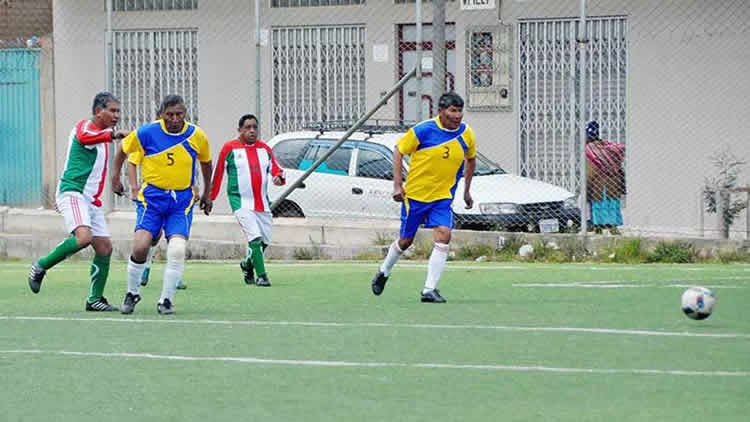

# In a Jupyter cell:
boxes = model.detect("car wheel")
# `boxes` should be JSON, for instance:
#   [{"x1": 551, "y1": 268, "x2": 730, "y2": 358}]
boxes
[{"x1": 273, "y1": 200, "x2": 305, "y2": 218}]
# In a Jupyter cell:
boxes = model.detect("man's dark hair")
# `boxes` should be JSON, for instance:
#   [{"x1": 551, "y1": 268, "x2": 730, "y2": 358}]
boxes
[
  {"x1": 160, "y1": 94, "x2": 186, "y2": 112},
  {"x1": 437, "y1": 92, "x2": 464, "y2": 110},
  {"x1": 238, "y1": 114, "x2": 258, "y2": 129},
  {"x1": 92, "y1": 92, "x2": 119, "y2": 114}
]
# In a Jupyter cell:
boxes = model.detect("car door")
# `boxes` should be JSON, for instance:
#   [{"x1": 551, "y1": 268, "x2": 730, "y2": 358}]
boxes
[
  {"x1": 354, "y1": 142, "x2": 402, "y2": 219},
  {"x1": 296, "y1": 140, "x2": 359, "y2": 217}
]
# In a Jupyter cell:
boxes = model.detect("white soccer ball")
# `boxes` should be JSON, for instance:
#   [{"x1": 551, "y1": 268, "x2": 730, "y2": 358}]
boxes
[{"x1": 681, "y1": 287, "x2": 716, "y2": 320}]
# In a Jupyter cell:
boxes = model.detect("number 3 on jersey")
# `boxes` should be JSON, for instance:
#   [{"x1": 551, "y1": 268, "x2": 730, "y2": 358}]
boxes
[
  {"x1": 442, "y1": 146, "x2": 450, "y2": 159},
  {"x1": 167, "y1": 152, "x2": 175, "y2": 166}
]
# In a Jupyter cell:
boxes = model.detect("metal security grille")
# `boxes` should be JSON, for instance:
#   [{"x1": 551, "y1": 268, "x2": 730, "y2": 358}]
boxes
[
  {"x1": 271, "y1": 0, "x2": 364, "y2": 7},
  {"x1": 518, "y1": 17, "x2": 627, "y2": 194},
  {"x1": 113, "y1": 0, "x2": 198, "y2": 11},
  {"x1": 112, "y1": 29, "x2": 199, "y2": 129},
  {"x1": 271, "y1": 25, "x2": 366, "y2": 134}
]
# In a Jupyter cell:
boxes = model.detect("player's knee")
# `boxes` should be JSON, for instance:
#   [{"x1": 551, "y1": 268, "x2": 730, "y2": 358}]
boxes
[
  {"x1": 434, "y1": 227, "x2": 452, "y2": 244},
  {"x1": 167, "y1": 237, "x2": 186, "y2": 265},
  {"x1": 433, "y1": 242, "x2": 450, "y2": 253},
  {"x1": 250, "y1": 237, "x2": 263, "y2": 247},
  {"x1": 73, "y1": 228, "x2": 93, "y2": 248},
  {"x1": 93, "y1": 238, "x2": 113, "y2": 256},
  {"x1": 398, "y1": 238, "x2": 414, "y2": 250}
]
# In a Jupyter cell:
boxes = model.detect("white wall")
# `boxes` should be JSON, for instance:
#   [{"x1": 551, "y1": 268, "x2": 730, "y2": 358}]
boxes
[{"x1": 52, "y1": 0, "x2": 750, "y2": 235}]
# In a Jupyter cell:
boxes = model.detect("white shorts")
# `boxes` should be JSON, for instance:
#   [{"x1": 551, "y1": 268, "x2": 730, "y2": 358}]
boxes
[
  {"x1": 234, "y1": 208, "x2": 273, "y2": 244},
  {"x1": 56, "y1": 191, "x2": 110, "y2": 237}
]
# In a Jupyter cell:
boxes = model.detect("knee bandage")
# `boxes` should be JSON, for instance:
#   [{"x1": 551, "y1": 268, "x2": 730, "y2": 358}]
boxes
[{"x1": 166, "y1": 237, "x2": 186, "y2": 272}]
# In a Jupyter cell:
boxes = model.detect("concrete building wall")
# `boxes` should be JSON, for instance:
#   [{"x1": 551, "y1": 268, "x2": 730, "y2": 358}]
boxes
[
  {"x1": 0, "y1": 0, "x2": 52, "y2": 45},
  {"x1": 51, "y1": 0, "x2": 750, "y2": 236}
]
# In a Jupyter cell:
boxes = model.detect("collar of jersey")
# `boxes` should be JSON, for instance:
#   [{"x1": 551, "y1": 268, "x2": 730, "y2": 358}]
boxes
[
  {"x1": 433, "y1": 116, "x2": 461, "y2": 133},
  {"x1": 159, "y1": 119, "x2": 190, "y2": 135}
]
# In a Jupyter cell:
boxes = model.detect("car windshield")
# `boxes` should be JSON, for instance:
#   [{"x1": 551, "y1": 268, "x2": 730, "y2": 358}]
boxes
[{"x1": 473, "y1": 152, "x2": 506, "y2": 176}]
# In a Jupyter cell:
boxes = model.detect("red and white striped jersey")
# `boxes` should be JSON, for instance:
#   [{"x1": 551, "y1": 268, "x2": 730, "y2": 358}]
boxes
[
  {"x1": 57, "y1": 119, "x2": 115, "y2": 207},
  {"x1": 210, "y1": 139, "x2": 284, "y2": 212}
]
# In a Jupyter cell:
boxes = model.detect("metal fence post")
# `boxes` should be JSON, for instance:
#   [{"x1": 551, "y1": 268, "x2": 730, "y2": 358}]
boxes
[{"x1": 577, "y1": 0, "x2": 589, "y2": 239}]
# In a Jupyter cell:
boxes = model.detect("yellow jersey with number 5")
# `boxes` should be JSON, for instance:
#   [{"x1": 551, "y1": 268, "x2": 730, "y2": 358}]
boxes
[
  {"x1": 121, "y1": 120, "x2": 211, "y2": 190},
  {"x1": 397, "y1": 117, "x2": 476, "y2": 202}
]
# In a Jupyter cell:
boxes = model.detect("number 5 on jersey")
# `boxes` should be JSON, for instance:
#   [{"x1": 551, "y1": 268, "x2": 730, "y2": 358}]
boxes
[{"x1": 167, "y1": 152, "x2": 175, "y2": 166}]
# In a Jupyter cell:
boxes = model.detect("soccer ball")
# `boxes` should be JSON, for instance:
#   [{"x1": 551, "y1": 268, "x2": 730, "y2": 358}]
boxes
[{"x1": 680, "y1": 287, "x2": 716, "y2": 320}]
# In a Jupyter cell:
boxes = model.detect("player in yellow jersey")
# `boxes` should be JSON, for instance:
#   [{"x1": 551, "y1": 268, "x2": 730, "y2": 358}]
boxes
[
  {"x1": 371, "y1": 92, "x2": 476, "y2": 303},
  {"x1": 111, "y1": 95, "x2": 213, "y2": 315}
]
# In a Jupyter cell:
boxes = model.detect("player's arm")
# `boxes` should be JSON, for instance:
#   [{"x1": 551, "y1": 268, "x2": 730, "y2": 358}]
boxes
[
  {"x1": 267, "y1": 145, "x2": 286, "y2": 186},
  {"x1": 112, "y1": 130, "x2": 143, "y2": 196},
  {"x1": 111, "y1": 145, "x2": 128, "y2": 196},
  {"x1": 463, "y1": 156, "x2": 475, "y2": 209},
  {"x1": 392, "y1": 129, "x2": 418, "y2": 202},
  {"x1": 209, "y1": 143, "x2": 231, "y2": 201},
  {"x1": 76, "y1": 120, "x2": 114, "y2": 145},
  {"x1": 199, "y1": 160, "x2": 213, "y2": 215},
  {"x1": 392, "y1": 148, "x2": 405, "y2": 202},
  {"x1": 126, "y1": 162, "x2": 139, "y2": 200},
  {"x1": 462, "y1": 127, "x2": 477, "y2": 209}
]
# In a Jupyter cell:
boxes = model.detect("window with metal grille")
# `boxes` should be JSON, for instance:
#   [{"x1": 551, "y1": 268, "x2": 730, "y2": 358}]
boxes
[
  {"x1": 465, "y1": 23, "x2": 512, "y2": 111},
  {"x1": 112, "y1": 29, "x2": 199, "y2": 130},
  {"x1": 272, "y1": 25, "x2": 366, "y2": 135},
  {"x1": 111, "y1": 29, "x2": 200, "y2": 210},
  {"x1": 518, "y1": 17, "x2": 627, "y2": 194},
  {"x1": 112, "y1": 0, "x2": 198, "y2": 11},
  {"x1": 271, "y1": 0, "x2": 364, "y2": 7}
]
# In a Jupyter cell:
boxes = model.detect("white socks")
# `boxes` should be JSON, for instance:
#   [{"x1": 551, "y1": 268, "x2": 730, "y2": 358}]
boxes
[
  {"x1": 380, "y1": 241, "x2": 403, "y2": 276},
  {"x1": 161, "y1": 237, "x2": 186, "y2": 303},
  {"x1": 126, "y1": 257, "x2": 146, "y2": 295},
  {"x1": 424, "y1": 242, "x2": 449, "y2": 293}
]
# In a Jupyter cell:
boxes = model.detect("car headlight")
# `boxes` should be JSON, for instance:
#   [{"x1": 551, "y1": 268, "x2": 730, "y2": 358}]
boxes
[
  {"x1": 563, "y1": 196, "x2": 578, "y2": 209},
  {"x1": 479, "y1": 203, "x2": 518, "y2": 214}
]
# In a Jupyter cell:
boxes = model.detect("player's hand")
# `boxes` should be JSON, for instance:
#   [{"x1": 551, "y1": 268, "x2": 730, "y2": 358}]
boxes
[
  {"x1": 130, "y1": 187, "x2": 139, "y2": 201},
  {"x1": 199, "y1": 194, "x2": 213, "y2": 216},
  {"x1": 464, "y1": 191, "x2": 474, "y2": 209},
  {"x1": 113, "y1": 129, "x2": 130, "y2": 139},
  {"x1": 392, "y1": 184, "x2": 405, "y2": 202},
  {"x1": 112, "y1": 176, "x2": 124, "y2": 197}
]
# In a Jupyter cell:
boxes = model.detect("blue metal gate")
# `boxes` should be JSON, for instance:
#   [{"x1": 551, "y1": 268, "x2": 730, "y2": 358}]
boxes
[{"x1": 0, "y1": 49, "x2": 42, "y2": 206}]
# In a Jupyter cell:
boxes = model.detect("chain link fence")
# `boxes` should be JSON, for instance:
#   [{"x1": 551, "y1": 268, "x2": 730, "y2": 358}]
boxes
[{"x1": 2, "y1": 0, "x2": 749, "y2": 239}]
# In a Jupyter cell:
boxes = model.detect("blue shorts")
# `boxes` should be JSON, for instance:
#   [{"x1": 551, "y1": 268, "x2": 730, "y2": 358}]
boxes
[
  {"x1": 400, "y1": 198, "x2": 454, "y2": 239},
  {"x1": 135, "y1": 185, "x2": 196, "y2": 239}
]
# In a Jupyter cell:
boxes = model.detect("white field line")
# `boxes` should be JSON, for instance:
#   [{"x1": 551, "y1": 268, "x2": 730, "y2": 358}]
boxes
[
  {"x1": 3, "y1": 315, "x2": 749, "y2": 339},
  {"x1": 512, "y1": 283, "x2": 745, "y2": 289},
  {"x1": 0, "y1": 349, "x2": 747, "y2": 377},
  {"x1": 2, "y1": 261, "x2": 749, "y2": 272}
]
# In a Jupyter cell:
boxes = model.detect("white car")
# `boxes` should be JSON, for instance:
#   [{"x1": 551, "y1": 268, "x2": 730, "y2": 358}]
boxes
[{"x1": 267, "y1": 126, "x2": 581, "y2": 232}]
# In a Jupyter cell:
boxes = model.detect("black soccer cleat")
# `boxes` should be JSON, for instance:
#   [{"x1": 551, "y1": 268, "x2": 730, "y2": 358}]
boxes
[
  {"x1": 240, "y1": 261, "x2": 254, "y2": 285},
  {"x1": 28, "y1": 261, "x2": 46, "y2": 294},
  {"x1": 371, "y1": 271, "x2": 389, "y2": 296},
  {"x1": 86, "y1": 297, "x2": 119, "y2": 312},
  {"x1": 255, "y1": 274, "x2": 271, "y2": 287},
  {"x1": 157, "y1": 298, "x2": 174, "y2": 315},
  {"x1": 420, "y1": 289, "x2": 446, "y2": 303},
  {"x1": 120, "y1": 292, "x2": 142, "y2": 314}
]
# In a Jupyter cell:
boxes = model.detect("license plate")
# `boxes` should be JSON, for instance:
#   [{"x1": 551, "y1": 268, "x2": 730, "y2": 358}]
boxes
[{"x1": 539, "y1": 218, "x2": 559, "y2": 233}]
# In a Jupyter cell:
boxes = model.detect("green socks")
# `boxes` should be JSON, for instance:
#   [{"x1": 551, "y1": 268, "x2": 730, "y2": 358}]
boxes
[
  {"x1": 247, "y1": 239, "x2": 266, "y2": 277},
  {"x1": 88, "y1": 254, "x2": 111, "y2": 303},
  {"x1": 38, "y1": 236, "x2": 82, "y2": 270}
]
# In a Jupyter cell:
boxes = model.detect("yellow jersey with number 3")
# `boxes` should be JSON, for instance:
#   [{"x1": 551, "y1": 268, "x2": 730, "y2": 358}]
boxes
[
  {"x1": 121, "y1": 120, "x2": 211, "y2": 191},
  {"x1": 397, "y1": 117, "x2": 476, "y2": 202}
]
